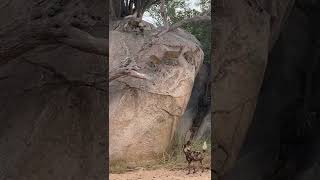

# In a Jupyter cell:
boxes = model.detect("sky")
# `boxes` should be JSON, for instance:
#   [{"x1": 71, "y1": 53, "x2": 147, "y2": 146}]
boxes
[
  {"x1": 189, "y1": 0, "x2": 201, "y2": 11},
  {"x1": 143, "y1": 0, "x2": 201, "y2": 25}
]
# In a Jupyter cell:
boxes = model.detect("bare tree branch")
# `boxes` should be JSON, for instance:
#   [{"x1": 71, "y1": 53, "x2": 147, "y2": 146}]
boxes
[
  {"x1": 53, "y1": 25, "x2": 108, "y2": 56},
  {"x1": 142, "y1": 0, "x2": 160, "y2": 14},
  {"x1": 23, "y1": 79, "x2": 107, "y2": 93},
  {"x1": 160, "y1": 0, "x2": 169, "y2": 29},
  {"x1": 157, "y1": 16, "x2": 211, "y2": 36},
  {"x1": 0, "y1": 0, "x2": 107, "y2": 66},
  {"x1": 21, "y1": 58, "x2": 107, "y2": 92},
  {"x1": 109, "y1": 44, "x2": 151, "y2": 82},
  {"x1": 0, "y1": 21, "x2": 107, "y2": 67},
  {"x1": 109, "y1": 67, "x2": 151, "y2": 82}
]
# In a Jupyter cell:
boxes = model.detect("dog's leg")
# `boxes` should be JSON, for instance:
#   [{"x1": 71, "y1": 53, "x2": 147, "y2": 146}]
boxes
[
  {"x1": 200, "y1": 160, "x2": 204, "y2": 172},
  {"x1": 193, "y1": 163, "x2": 196, "y2": 174},
  {"x1": 187, "y1": 161, "x2": 191, "y2": 175}
]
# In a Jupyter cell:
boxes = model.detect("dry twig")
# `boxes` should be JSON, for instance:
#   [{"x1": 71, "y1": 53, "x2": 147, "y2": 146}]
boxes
[{"x1": 157, "y1": 16, "x2": 211, "y2": 36}]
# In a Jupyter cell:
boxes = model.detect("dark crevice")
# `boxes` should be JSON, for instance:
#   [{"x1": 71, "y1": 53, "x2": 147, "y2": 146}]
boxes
[{"x1": 227, "y1": 1, "x2": 320, "y2": 180}]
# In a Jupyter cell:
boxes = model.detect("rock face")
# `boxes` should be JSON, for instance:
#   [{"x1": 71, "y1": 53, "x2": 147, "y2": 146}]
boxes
[
  {"x1": 224, "y1": 3, "x2": 320, "y2": 179},
  {"x1": 0, "y1": 1, "x2": 107, "y2": 179},
  {"x1": 175, "y1": 64, "x2": 209, "y2": 141},
  {"x1": 212, "y1": 0, "x2": 295, "y2": 176},
  {"x1": 212, "y1": 0, "x2": 271, "y2": 174},
  {"x1": 194, "y1": 112, "x2": 211, "y2": 141},
  {"x1": 109, "y1": 25, "x2": 204, "y2": 163},
  {"x1": 213, "y1": 0, "x2": 320, "y2": 179},
  {"x1": 0, "y1": 46, "x2": 107, "y2": 180}
]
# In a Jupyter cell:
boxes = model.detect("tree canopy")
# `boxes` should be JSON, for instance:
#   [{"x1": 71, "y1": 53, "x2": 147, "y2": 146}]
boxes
[
  {"x1": 109, "y1": 0, "x2": 161, "y2": 19},
  {"x1": 147, "y1": 0, "x2": 211, "y2": 63}
]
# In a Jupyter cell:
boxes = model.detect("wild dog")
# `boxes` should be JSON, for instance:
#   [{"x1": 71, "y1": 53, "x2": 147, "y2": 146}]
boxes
[{"x1": 182, "y1": 140, "x2": 207, "y2": 174}]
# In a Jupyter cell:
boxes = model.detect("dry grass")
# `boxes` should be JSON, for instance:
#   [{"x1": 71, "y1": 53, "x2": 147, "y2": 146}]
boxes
[
  {"x1": 158, "y1": 136, "x2": 211, "y2": 170},
  {"x1": 109, "y1": 136, "x2": 211, "y2": 173}
]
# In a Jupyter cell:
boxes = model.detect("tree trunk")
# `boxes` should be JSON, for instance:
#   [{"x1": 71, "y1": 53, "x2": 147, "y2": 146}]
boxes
[{"x1": 109, "y1": 0, "x2": 159, "y2": 20}]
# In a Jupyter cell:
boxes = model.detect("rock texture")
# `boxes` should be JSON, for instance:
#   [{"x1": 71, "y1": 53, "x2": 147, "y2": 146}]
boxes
[
  {"x1": 0, "y1": 46, "x2": 107, "y2": 180},
  {"x1": 212, "y1": 0, "x2": 295, "y2": 176},
  {"x1": 194, "y1": 112, "x2": 211, "y2": 140},
  {"x1": 213, "y1": 0, "x2": 320, "y2": 179},
  {"x1": 175, "y1": 64, "x2": 209, "y2": 141},
  {"x1": 0, "y1": 1, "x2": 107, "y2": 179},
  {"x1": 109, "y1": 24, "x2": 204, "y2": 163},
  {"x1": 223, "y1": 3, "x2": 320, "y2": 179}
]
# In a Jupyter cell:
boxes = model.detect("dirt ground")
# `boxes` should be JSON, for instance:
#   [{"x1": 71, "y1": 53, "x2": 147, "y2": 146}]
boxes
[{"x1": 109, "y1": 168, "x2": 211, "y2": 180}]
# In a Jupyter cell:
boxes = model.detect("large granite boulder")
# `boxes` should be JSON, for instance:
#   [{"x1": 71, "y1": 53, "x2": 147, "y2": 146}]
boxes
[{"x1": 109, "y1": 23, "x2": 204, "y2": 163}]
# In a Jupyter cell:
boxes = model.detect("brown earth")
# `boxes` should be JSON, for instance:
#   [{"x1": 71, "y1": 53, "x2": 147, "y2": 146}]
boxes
[{"x1": 109, "y1": 168, "x2": 211, "y2": 180}]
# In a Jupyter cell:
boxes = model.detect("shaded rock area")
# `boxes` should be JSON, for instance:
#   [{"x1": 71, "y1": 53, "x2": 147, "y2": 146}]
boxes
[
  {"x1": 175, "y1": 63, "x2": 210, "y2": 141},
  {"x1": 0, "y1": 46, "x2": 107, "y2": 180},
  {"x1": 109, "y1": 21, "x2": 204, "y2": 163},
  {"x1": 0, "y1": 1, "x2": 107, "y2": 179},
  {"x1": 194, "y1": 112, "x2": 211, "y2": 141},
  {"x1": 213, "y1": 0, "x2": 320, "y2": 180},
  {"x1": 212, "y1": 0, "x2": 273, "y2": 174}
]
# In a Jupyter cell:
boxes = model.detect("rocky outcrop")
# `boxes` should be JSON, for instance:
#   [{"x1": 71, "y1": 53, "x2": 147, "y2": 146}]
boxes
[
  {"x1": 214, "y1": 0, "x2": 320, "y2": 179},
  {"x1": 0, "y1": 46, "x2": 107, "y2": 180},
  {"x1": 0, "y1": 1, "x2": 107, "y2": 179},
  {"x1": 194, "y1": 112, "x2": 211, "y2": 141},
  {"x1": 212, "y1": 0, "x2": 295, "y2": 176},
  {"x1": 175, "y1": 64, "x2": 209, "y2": 141},
  {"x1": 223, "y1": 3, "x2": 320, "y2": 179},
  {"x1": 109, "y1": 23, "x2": 204, "y2": 163}
]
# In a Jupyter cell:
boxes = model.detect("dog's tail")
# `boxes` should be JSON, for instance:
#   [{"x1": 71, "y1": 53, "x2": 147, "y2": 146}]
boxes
[{"x1": 202, "y1": 141, "x2": 207, "y2": 153}]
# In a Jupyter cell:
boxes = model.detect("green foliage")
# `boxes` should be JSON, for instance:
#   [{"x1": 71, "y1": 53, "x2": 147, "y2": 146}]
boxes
[{"x1": 147, "y1": 0, "x2": 211, "y2": 63}]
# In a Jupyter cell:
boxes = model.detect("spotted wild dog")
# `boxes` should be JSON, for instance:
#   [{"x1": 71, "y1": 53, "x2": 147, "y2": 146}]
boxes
[{"x1": 182, "y1": 140, "x2": 207, "y2": 174}]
